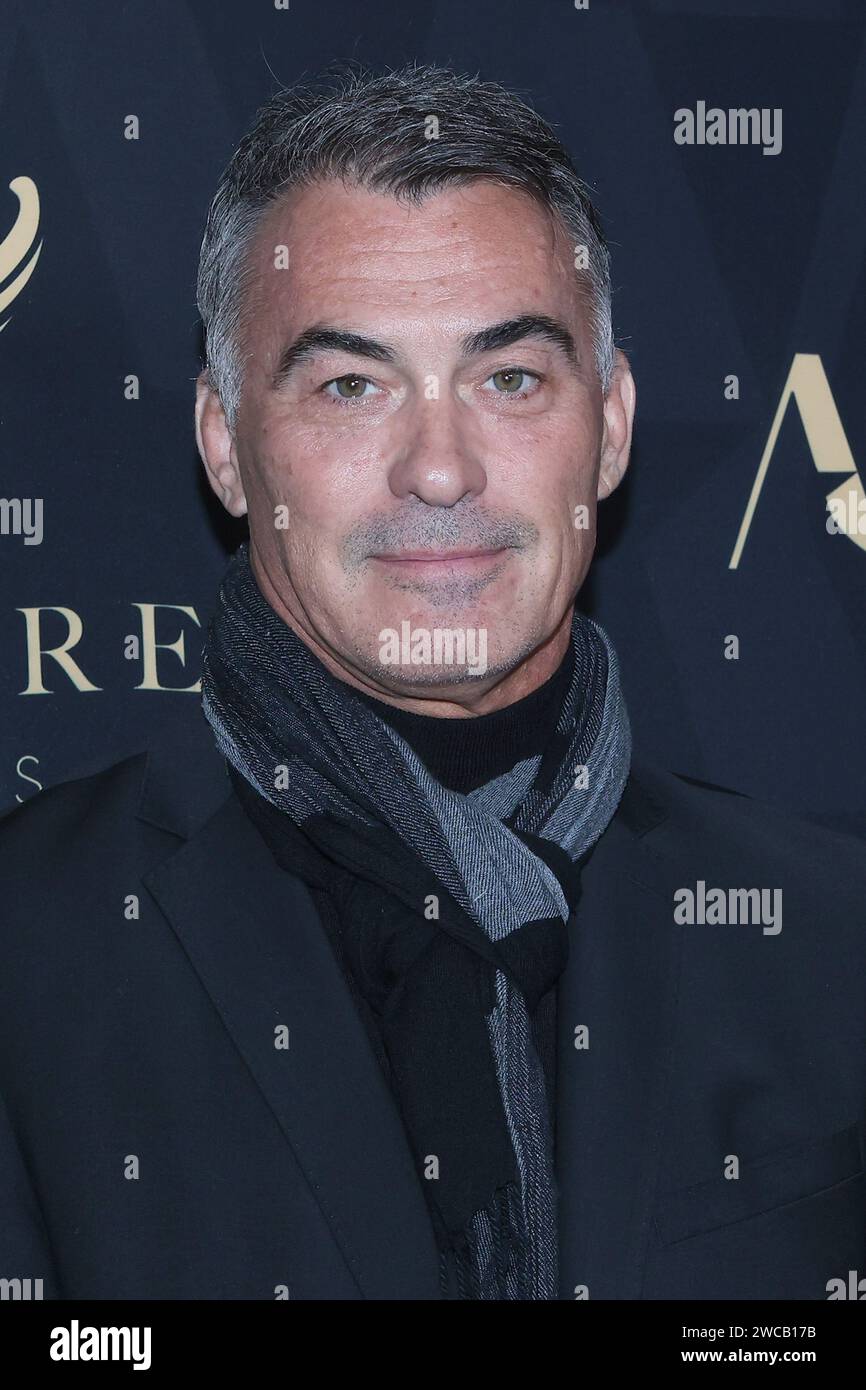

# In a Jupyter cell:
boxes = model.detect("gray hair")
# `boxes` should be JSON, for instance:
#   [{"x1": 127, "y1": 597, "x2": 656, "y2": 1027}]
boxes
[{"x1": 196, "y1": 60, "x2": 615, "y2": 433}]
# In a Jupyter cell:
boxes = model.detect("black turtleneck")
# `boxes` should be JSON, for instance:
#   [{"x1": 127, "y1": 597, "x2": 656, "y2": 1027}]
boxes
[{"x1": 352, "y1": 638, "x2": 577, "y2": 793}]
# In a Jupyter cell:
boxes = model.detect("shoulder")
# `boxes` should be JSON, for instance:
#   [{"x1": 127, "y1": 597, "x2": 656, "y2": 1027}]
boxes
[
  {"x1": 0, "y1": 751, "x2": 149, "y2": 845},
  {"x1": 626, "y1": 756, "x2": 866, "y2": 892},
  {"x1": 0, "y1": 739, "x2": 232, "y2": 881},
  {"x1": 0, "y1": 742, "x2": 232, "y2": 1024},
  {"x1": 0, "y1": 755, "x2": 157, "y2": 902}
]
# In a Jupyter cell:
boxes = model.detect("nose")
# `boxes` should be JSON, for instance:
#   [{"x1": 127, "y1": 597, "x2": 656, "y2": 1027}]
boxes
[{"x1": 386, "y1": 391, "x2": 487, "y2": 507}]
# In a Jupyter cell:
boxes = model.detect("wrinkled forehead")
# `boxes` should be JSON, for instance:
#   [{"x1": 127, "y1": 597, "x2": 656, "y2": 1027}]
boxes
[{"x1": 238, "y1": 178, "x2": 588, "y2": 357}]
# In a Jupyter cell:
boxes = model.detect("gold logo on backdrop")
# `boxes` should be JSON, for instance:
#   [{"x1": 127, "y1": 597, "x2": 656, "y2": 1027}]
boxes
[
  {"x1": 730, "y1": 354, "x2": 865, "y2": 566},
  {"x1": 0, "y1": 176, "x2": 42, "y2": 333}
]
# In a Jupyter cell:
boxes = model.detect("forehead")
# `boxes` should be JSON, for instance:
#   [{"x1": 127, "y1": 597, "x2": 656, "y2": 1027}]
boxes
[{"x1": 243, "y1": 179, "x2": 583, "y2": 342}]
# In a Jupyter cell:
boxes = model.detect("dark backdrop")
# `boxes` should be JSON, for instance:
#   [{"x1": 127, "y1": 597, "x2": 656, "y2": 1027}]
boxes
[{"x1": 2, "y1": 0, "x2": 864, "y2": 834}]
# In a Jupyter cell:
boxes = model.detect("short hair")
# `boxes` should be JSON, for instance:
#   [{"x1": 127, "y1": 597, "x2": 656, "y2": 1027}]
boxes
[{"x1": 196, "y1": 60, "x2": 615, "y2": 432}]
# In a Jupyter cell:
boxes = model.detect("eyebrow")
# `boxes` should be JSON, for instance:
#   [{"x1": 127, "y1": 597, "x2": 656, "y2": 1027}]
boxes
[{"x1": 270, "y1": 313, "x2": 580, "y2": 389}]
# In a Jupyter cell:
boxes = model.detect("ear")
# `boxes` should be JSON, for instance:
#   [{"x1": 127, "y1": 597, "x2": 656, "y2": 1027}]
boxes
[
  {"x1": 597, "y1": 349, "x2": 636, "y2": 501},
  {"x1": 194, "y1": 370, "x2": 248, "y2": 518}
]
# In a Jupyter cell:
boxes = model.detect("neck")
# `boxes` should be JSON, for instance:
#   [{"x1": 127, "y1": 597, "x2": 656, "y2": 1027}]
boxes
[{"x1": 353, "y1": 635, "x2": 577, "y2": 793}]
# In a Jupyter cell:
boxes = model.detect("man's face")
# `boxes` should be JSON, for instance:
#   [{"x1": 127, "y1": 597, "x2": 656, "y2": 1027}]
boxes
[{"x1": 196, "y1": 178, "x2": 634, "y2": 712}]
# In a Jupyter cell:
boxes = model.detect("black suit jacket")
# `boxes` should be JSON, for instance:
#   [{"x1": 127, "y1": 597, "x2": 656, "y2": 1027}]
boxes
[{"x1": 1, "y1": 743, "x2": 865, "y2": 1300}]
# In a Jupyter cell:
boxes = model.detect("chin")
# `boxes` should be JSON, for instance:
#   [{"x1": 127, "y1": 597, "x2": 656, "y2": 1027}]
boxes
[{"x1": 365, "y1": 620, "x2": 535, "y2": 688}]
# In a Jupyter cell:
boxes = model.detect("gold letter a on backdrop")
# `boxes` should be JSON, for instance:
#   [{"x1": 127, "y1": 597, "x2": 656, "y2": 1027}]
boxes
[{"x1": 729, "y1": 353, "x2": 865, "y2": 567}]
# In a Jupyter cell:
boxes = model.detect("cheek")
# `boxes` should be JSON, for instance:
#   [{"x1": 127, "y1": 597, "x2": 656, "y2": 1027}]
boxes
[
  {"x1": 489, "y1": 404, "x2": 599, "y2": 478},
  {"x1": 252, "y1": 445, "x2": 375, "y2": 590},
  {"x1": 245, "y1": 417, "x2": 346, "y2": 525},
  {"x1": 492, "y1": 424, "x2": 597, "y2": 542}
]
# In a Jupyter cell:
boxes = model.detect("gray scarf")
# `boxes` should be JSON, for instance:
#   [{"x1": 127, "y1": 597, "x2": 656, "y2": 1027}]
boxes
[{"x1": 200, "y1": 540, "x2": 631, "y2": 1298}]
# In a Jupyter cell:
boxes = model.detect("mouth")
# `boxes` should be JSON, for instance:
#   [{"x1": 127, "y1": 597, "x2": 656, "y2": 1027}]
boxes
[{"x1": 370, "y1": 547, "x2": 510, "y2": 569}]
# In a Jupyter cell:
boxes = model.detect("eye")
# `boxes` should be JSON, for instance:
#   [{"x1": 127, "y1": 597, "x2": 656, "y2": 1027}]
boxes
[
  {"x1": 321, "y1": 373, "x2": 381, "y2": 404},
  {"x1": 482, "y1": 367, "x2": 542, "y2": 397}
]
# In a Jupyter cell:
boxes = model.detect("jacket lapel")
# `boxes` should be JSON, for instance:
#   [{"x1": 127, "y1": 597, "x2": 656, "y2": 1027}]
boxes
[
  {"x1": 556, "y1": 765, "x2": 683, "y2": 1299},
  {"x1": 138, "y1": 760, "x2": 442, "y2": 1300}
]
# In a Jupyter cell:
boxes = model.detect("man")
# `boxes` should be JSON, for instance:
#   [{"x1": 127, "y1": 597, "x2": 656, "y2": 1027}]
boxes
[{"x1": 1, "y1": 62, "x2": 865, "y2": 1302}]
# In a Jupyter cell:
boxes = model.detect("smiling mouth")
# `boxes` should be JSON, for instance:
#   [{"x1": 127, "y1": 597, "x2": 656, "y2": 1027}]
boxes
[{"x1": 371, "y1": 547, "x2": 510, "y2": 564}]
